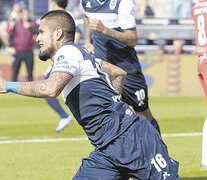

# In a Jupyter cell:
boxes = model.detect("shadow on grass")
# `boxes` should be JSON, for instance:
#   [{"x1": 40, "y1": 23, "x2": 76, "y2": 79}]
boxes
[{"x1": 181, "y1": 178, "x2": 207, "y2": 180}]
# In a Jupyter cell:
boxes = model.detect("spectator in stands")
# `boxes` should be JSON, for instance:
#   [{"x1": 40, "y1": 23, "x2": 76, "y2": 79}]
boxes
[
  {"x1": 151, "y1": 43, "x2": 167, "y2": 62},
  {"x1": 0, "y1": 2, "x2": 21, "y2": 48},
  {"x1": 157, "y1": 44, "x2": 167, "y2": 55},
  {"x1": 134, "y1": 0, "x2": 154, "y2": 19},
  {"x1": 172, "y1": 40, "x2": 184, "y2": 55},
  {"x1": 9, "y1": 8, "x2": 38, "y2": 81}
]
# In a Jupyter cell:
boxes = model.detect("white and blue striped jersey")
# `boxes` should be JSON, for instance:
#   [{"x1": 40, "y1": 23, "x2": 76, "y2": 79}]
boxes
[
  {"x1": 51, "y1": 43, "x2": 138, "y2": 149},
  {"x1": 81, "y1": 0, "x2": 143, "y2": 76}
]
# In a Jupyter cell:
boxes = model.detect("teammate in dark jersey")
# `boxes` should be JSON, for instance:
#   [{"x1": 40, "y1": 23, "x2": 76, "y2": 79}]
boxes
[
  {"x1": 0, "y1": 10, "x2": 180, "y2": 179},
  {"x1": 81, "y1": 0, "x2": 161, "y2": 133}
]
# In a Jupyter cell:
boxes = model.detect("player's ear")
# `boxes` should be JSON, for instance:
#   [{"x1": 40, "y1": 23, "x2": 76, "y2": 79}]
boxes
[{"x1": 55, "y1": 27, "x2": 64, "y2": 41}]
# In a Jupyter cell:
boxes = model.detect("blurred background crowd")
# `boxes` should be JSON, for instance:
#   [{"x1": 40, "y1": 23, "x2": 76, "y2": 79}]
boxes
[{"x1": 0, "y1": 0, "x2": 199, "y2": 55}]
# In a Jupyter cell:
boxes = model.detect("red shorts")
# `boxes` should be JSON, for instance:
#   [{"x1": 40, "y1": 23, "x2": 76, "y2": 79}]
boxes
[{"x1": 198, "y1": 57, "x2": 207, "y2": 102}]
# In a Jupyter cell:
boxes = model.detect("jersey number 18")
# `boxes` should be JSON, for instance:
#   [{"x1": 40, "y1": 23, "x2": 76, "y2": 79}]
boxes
[{"x1": 197, "y1": 14, "x2": 207, "y2": 46}]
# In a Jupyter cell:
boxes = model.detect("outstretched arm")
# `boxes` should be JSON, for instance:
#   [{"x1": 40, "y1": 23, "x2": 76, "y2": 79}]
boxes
[
  {"x1": 101, "y1": 61, "x2": 127, "y2": 95},
  {"x1": 0, "y1": 72, "x2": 72, "y2": 98}
]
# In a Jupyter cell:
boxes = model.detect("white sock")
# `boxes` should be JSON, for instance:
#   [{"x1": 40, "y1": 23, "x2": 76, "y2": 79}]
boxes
[{"x1": 201, "y1": 116, "x2": 207, "y2": 165}]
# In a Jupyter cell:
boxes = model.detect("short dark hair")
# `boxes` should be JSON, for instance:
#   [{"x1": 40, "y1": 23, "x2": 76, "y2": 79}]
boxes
[
  {"x1": 52, "y1": 0, "x2": 68, "y2": 9},
  {"x1": 41, "y1": 10, "x2": 75, "y2": 42}
]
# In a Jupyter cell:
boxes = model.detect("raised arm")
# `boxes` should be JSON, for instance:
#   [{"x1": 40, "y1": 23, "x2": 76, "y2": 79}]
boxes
[
  {"x1": 89, "y1": 19, "x2": 138, "y2": 48},
  {"x1": 101, "y1": 61, "x2": 127, "y2": 95},
  {"x1": 0, "y1": 72, "x2": 72, "y2": 98}
]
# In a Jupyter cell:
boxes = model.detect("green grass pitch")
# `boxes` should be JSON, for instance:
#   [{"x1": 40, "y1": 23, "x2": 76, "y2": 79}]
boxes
[{"x1": 0, "y1": 94, "x2": 207, "y2": 179}]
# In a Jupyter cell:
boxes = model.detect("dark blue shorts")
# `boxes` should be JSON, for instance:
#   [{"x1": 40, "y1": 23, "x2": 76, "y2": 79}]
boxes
[
  {"x1": 73, "y1": 117, "x2": 180, "y2": 180},
  {"x1": 121, "y1": 73, "x2": 149, "y2": 112}
]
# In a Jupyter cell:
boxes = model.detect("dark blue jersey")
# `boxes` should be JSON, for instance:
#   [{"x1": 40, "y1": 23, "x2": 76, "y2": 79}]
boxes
[
  {"x1": 51, "y1": 44, "x2": 138, "y2": 149},
  {"x1": 81, "y1": 0, "x2": 143, "y2": 76}
]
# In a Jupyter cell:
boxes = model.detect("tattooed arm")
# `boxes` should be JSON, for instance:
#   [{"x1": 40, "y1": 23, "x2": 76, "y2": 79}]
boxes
[
  {"x1": 0, "y1": 72, "x2": 72, "y2": 98},
  {"x1": 101, "y1": 61, "x2": 127, "y2": 95},
  {"x1": 88, "y1": 19, "x2": 138, "y2": 47}
]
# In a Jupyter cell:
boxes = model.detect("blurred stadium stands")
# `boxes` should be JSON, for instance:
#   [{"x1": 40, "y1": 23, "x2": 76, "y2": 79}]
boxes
[
  {"x1": 0, "y1": 0, "x2": 197, "y2": 54},
  {"x1": 0, "y1": 0, "x2": 201, "y2": 97}
]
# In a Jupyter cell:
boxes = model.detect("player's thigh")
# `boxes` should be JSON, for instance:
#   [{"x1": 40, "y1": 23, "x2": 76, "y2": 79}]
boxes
[
  {"x1": 128, "y1": 119, "x2": 180, "y2": 180},
  {"x1": 136, "y1": 108, "x2": 153, "y2": 121},
  {"x1": 73, "y1": 151, "x2": 124, "y2": 180},
  {"x1": 121, "y1": 73, "x2": 149, "y2": 112}
]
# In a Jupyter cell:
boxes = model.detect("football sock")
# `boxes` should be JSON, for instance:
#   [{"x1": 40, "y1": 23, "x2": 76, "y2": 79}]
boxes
[
  {"x1": 201, "y1": 116, "x2": 207, "y2": 165},
  {"x1": 45, "y1": 98, "x2": 69, "y2": 119},
  {"x1": 151, "y1": 117, "x2": 161, "y2": 134}
]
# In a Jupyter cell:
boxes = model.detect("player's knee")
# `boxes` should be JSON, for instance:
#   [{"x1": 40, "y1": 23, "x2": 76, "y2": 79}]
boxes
[{"x1": 136, "y1": 108, "x2": 153, "y2": 122}]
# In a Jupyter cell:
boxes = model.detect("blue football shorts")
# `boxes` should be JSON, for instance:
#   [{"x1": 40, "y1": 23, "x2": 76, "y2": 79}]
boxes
[
  {"x1": 73, "y1": 116, "x2": 180, "y2": 180},
  {"x1": 121, "y1": 73, "x2": 149, "y2": 112}
]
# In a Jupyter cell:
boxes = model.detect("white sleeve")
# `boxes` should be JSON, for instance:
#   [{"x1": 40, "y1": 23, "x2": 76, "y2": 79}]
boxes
[
  {"x1": 94, "y1": 58, "x2": 103, "y2": 66},
  {"x1": 51, "y1": 45, "x2": 82, "y2": 77},
  {"x1": 118, "y1": 0, "x2": 136, "y2": 30}
]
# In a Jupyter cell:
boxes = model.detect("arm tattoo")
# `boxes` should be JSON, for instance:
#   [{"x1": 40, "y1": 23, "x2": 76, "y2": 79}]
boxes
[
  {"x1": 111, "y1": 76, "x2": 125, "y2": 95},
  {"x1": 18, "y1": 80, "x2": 53, "y2": 97},
  {"x1": 18, "y1": 72, "x2": 71, "y2": 98},
  {"x1": 101, "y1": 63, "x2": 126, "y2": 95},
  {"x1": 104, "y1": 28, "x2": 136, "y2": 47}
]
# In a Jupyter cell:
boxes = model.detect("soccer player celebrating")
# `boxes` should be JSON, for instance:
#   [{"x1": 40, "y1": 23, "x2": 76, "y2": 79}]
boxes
[
  {"x1": 193, "y1": 0, "x2": 207, "y2": 169},
  {"x1": 0, "y1": 10, "x2": 180, "y2": 179}
]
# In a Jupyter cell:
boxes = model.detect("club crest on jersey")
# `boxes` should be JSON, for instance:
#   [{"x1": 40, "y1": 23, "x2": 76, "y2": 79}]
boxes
[
  {"x1": 86, "y1": 1, "x2": 91, "y2": 8},
  {"x1": 109, "y1": 0, "x2": 117, "y2": 10},
  {"x1": 57, "y1": 55, "x2": 65, "y2": 61}
]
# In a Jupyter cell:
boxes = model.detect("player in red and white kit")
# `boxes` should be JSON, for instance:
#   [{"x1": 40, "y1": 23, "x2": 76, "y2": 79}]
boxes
[{"x1": 193, "y1": 0, "x2": 207, "y2": 170}]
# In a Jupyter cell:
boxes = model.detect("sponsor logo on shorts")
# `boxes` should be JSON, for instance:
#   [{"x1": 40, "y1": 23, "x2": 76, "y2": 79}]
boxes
[{"x1": 163, "y1": 171, "x2": 171, "y2": 179}]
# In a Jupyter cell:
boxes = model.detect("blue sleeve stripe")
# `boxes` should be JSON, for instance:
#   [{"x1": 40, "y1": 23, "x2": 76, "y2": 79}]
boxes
[{"x1": 6, "y1": 82, "x2": 20, "y2": 93}]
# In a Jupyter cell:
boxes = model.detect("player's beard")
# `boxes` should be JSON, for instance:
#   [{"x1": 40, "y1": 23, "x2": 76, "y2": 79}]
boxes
[{"x1": 39, "y1": 46, "x2": 54, "y2": 61}]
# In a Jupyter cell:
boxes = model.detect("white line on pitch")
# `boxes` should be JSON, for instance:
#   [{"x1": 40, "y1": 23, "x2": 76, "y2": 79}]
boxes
[
  {"x1": 0, "y1": 137, "x2": 88, "y2": 144},
  {"x1": 0, "y1": 132, "x2": 203, "y2": 145},
  {"x1": 162, "y1": 132, "x2": 202, "y2": 137}
]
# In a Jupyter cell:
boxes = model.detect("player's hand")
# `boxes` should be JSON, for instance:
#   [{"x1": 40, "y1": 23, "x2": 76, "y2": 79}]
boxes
[
  {"x1": 85, "y1": 41, "x2": 95, "y2": 55},
  {"x1": 89, "y1": 19, "x2": 106, "y2": 34},
  {"x1": 0, "y1": 78, "x2": 8, "y2": 94}
]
